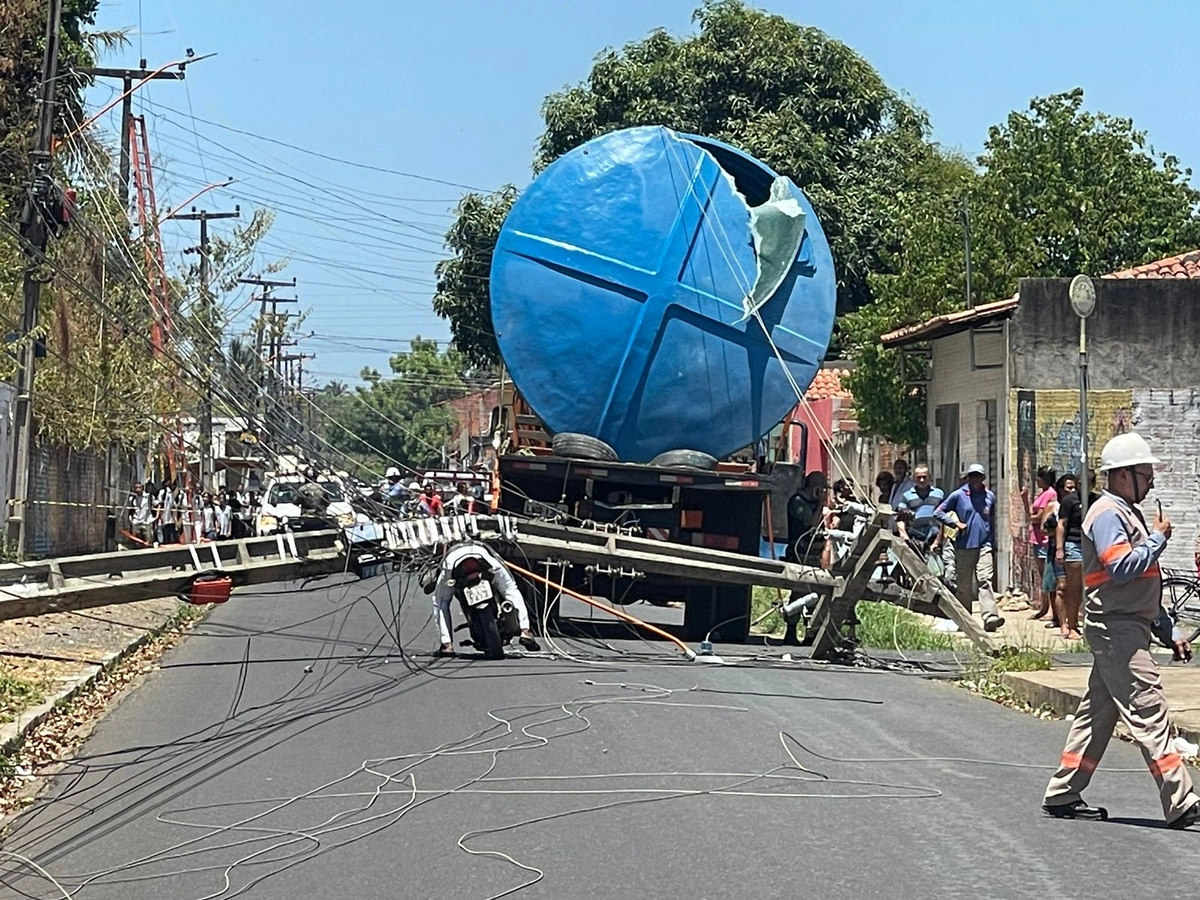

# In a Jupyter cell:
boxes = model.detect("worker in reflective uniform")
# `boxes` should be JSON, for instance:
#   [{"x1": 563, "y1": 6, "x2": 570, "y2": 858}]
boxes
[{"x1": 1042, "y1": 432, "x2": 1200, "y2": 828}]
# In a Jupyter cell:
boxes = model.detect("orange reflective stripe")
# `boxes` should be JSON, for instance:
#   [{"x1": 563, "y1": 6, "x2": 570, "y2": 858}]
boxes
[
  {"x1": 1149, "y1": 754, "x2": 1183, "y2": 777},
  {"x1": 1142, "y1": 564, "x2": 1161, "y2": 580},
  {"x1": 1099, "y1": 541, "x2": 1132, "y2": 565},
  {"x1": 1084, "y1": 570, "x2": 1109, "y2": 588},
  {"x1": 1060, "y1": 751, "x2": 1083, "y2": 769},
  {"x1": 1079, "y1": 756, "x2": 1100, "y2": 773}
]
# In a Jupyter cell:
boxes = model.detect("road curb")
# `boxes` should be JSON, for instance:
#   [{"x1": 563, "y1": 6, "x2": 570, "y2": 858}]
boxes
[
  {"x1": 1001, "y1": 671, "x2": 1083, "y2": 719},
  {"x1": 0, "y1": 601, "x2": 188, "y2": 759},
  {"x1": 1002, "y1": 670, "x2": 1200, "y2": 747}
]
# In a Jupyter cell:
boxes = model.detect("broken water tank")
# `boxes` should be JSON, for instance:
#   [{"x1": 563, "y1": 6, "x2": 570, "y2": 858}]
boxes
[{"x1": 489, "y1": 126, "x2": 836, "y2": 463}]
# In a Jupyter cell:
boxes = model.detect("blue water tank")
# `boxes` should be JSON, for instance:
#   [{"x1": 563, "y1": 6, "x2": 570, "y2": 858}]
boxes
[{"x1": 490, "y1": 126, "x2": 835, "y2": 463}]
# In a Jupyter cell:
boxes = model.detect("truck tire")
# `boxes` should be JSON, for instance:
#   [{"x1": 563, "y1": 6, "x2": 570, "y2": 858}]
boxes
[
  {"x1": 649, "y1": 449, "x2": 718, "y2": 470},
  {"x1": 551, "y1": 432, "x2": 618, "y2": 462},
  {"x1": 470, "y1": 606, "x2": 505, "y2": 660}
]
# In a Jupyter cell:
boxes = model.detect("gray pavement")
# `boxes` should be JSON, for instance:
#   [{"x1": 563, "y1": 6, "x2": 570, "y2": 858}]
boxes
[{"x1": 3, "y1": 571, "x2": 1200, "y2": 899}]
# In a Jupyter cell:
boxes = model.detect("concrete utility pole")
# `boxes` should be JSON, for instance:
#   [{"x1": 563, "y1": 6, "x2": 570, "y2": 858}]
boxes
[
  {"x1": 79, "y1": 62, "x2": 185, "y2": 207},
  {"x1": 238, "y1": 276, "x2": 296, "y2": 445},
  {"x1": 80, "y1": 62, "x2": 184, "y2": 549},
  {"x1": 7, "y1": 0, "x2": 64, "y2": 557},
  {"x1": 176, "y1": 207, "x2": 240, "y2": 491},
  {"x1": 281, "y1": 350, "x2": 315, "y2": 455}
]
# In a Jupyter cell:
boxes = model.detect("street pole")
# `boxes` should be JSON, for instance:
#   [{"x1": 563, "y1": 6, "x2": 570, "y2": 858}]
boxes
[
  {"x1": 7, "y1": 0, "x2": 64, "y2": 557},
  {"x1": 79, "y1": 63, "x2": 184, "y2": 549},
  {"x1": 176, "y1": 207, "x2": 240, "y2": 491},
  {"x1": 1079, "y1": 315, "x2": 1090, "y2": 514},
  {"x1": 960, "y1": 194, "x2": 973, "y2": 309},
  {"x1": 238, "y1": 276, "x2": 296, "y2": 447},
  {"x1": 1068, "y1": 275, "x2": 1097, "y2": 516}
]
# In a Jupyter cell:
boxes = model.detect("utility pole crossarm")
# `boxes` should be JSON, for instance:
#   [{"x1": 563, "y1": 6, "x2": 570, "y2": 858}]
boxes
[{"x1": 80, "y1": 67, "x2": 185, "y2": 80}]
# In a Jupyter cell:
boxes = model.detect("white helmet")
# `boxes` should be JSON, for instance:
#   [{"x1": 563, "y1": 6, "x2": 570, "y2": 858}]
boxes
[
  {"x1": 385, "y1": 466, "x2": 401, "y2": 478},
  {"x1": 408, "y1": 481, "x2": 421, "y2": 491},
  {"x1": 1098, "y1": 432, "x2": 1160, "y2": 472}
]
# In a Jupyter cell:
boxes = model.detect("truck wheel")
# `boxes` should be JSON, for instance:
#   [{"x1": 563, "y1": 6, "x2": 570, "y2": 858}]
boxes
[
  {"x1": 649, "y1": 449, "x2": 718, "y2": 470},
  {"x1": 551, "y1": 432, "x2": 618, "y2": 462},
  {"x1": 470, "y1": 606, "x2": 505, "y2": 660}
]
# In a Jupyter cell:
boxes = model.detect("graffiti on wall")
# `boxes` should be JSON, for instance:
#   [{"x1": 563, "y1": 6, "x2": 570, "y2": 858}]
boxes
[
  {"x1": 1027, "y1": 390, "x2": 1133, "y2": 479},
  {"x1": 1007, "y1": 389, "x2": 1133, "y2": 597}
]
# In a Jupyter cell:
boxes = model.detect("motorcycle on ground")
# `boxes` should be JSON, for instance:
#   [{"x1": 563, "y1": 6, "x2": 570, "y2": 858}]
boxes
[{"x1": 439, "y1": 546, "x2": 522, "y2": 660}]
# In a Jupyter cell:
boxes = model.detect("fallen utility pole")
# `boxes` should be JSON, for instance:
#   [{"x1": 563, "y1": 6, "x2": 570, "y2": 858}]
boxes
[
  {"x1": 0, "y1": 511, "x2": 997, "y2": 659},
  {"x1": 176, "y1": 207, "x2": 241, "y2": 491},
  {"x1": 0, "y1": 530, "x2": 345, "y2": 621},
  {"x1": 7, "y1": 0, "x2": 64, "y2": 559}
]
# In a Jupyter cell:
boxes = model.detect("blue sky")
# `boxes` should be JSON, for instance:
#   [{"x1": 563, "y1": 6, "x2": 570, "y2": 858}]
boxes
[{"x1": 88, "y1": 0, "x2": 1199, "y2": 384}]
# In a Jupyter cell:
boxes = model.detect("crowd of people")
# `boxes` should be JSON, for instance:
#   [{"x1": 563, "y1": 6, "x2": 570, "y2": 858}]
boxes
[
  {"x1": 379, "y1": 467, "x2": 483, "y2": 517},
  {"x1": 123, "y1": 480, "x2": 256, "y2": 547},
  {"x1": 784, "y1": 455, "x2": 1110, "y2": 638}
]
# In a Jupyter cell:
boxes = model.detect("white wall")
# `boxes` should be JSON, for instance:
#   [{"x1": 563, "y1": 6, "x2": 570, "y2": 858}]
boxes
[{"x1": 926, "y1": 328, "x2": 1011, "y2": 584}]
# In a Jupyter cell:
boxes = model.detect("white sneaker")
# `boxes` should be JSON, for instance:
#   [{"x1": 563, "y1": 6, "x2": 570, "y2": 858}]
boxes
[{"x1": 933, "y1": 619, "x2": 960, "y2": 633}]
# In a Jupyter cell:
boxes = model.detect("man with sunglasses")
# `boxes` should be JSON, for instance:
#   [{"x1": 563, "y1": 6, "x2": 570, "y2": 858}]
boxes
[{"x1": 1043, "y1": 432, "x2": 1199, "y2": 828}]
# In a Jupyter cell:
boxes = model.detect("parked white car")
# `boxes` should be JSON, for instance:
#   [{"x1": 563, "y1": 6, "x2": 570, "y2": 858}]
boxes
[{"x1": 256, "y1": 474, "x2": 356, "y2": 536}]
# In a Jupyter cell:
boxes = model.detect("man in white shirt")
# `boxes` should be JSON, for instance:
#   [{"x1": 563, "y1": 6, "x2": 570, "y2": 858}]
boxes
[
  {"x1": 126, "y1": 482, "x2": 155, "y2": 547},
  {"x1": 157, "y1": 482, "x2": 178, "y2": 544}
]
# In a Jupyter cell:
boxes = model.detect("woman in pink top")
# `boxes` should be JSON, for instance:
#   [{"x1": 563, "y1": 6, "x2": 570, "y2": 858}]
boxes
[{"x1": 1021, "y1": 466, "x2": 1058, "y2": 620}]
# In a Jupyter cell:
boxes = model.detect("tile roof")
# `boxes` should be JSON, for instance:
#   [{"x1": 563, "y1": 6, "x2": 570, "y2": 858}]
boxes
[
  {"x1": 879, "y1": 295, "x2": 1019, "y2": 347},
  {"x1": 805, "y1": 367, "x2": 853, "y2": 401},
  {"x1": 876, "y1": 249, "x2": 1200, "y2": 350},
  {"x1": 1105, "y1": 249, "x2": 1200, "y2": 279}
]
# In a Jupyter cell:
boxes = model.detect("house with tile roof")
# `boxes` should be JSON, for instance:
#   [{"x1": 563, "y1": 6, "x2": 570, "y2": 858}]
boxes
[{"x1": 879, "y1": 252, "x2": 1200, "y2": 595}]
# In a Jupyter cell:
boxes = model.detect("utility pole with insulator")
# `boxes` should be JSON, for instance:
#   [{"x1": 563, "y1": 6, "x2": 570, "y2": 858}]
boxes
[
  {"x1": 176, "y1": 206, "x2": 240, "y2": 491},
  {"x1": 238, "y1": 276, "x2": 296, "y2": 447},
  {"x1": 79, "y1": 60, "x2": 184, "y2": 550},
  {"x1": 7, "y1": 0, "x2": 64, "y2": 558}
]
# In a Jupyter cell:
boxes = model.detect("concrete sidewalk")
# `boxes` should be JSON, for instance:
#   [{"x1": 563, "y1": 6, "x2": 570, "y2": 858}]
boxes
[{"x1": 1004, "y1": 655, "x2": 1200, "y2": 744}]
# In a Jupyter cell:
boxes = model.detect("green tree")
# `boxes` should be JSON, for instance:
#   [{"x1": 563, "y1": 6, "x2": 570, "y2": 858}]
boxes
[
  {"x1": 432, "y1": 186, "x2": 516, "y2": 370},
  {"x1": 844, "y1": 89, "x2": 1200, "y2": 445},
  {"x1": 325, "y1": 338, "x2": 465, "y2": 473},
  {"x1": 0, "y1": 0, "x2": 115, "y2": 215},
  {"x1": 435, "y1": 0, "x2": 945, "y2": 367}
]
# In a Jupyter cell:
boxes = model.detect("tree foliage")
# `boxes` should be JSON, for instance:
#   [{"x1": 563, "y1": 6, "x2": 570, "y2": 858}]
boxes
[
  {"x1": 435, "y1": 0, "x2": 944, "y2": 368},
  {"x1": 432, "y1": 186, "x2": 516, "y2": 370},
  {"x1": 321, "y1": 338, "x2": 466, "y2": 475},
  {"x1": 0, "y1": 0, "x2": 108, "y2": 215},
  {"x1": 843, "y1": 89, "x2": 1200, "y2": 444}
]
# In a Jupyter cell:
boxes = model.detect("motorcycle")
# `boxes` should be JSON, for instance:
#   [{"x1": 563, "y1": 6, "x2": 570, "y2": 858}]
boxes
[{"x1": 446, "y1": 549, "x2": 521, "y2": 660}]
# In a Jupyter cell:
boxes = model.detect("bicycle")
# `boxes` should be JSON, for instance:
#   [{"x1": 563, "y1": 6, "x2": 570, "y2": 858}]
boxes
[{"x1": 1163, "y1": 568, "x2": 1200, "y2": 643}]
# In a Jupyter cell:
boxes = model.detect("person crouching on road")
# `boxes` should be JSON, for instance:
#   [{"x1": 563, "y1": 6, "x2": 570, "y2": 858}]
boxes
[
  {"x1": 934, "y1": 463, "x2": 1005, "y2": 632},
  {"x1": 1042, "y1": 432, "x2": 1200, "y2": 828},
  {"x1": 430, "y1": 541, "x2": 540, "y2": 657}
]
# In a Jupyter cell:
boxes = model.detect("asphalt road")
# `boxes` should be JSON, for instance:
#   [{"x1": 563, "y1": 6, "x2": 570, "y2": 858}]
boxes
[{"x1": 3, "y1": 570, "x2": 1199, "y2": 899}]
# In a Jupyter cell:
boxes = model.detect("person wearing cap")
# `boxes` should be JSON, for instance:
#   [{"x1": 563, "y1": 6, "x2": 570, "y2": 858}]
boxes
[
  {"x1": 382, "y1": 466, "x2": 409, "y2": 503},
  {"x1": 1042, "y1": 432, "x2": 1200, "y2": 828},
  {"x1": 934, "y1": 463, "x2": 1005, "y2": 632}
]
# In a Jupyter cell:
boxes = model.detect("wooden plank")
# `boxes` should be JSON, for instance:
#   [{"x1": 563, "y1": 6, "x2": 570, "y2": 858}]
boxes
[
  {"x1": 883, "y1": 535, "x2": 997, "y2": 655},
  {"x1": 808, "y1": 524, "x2": 887, "y2": 659}
]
